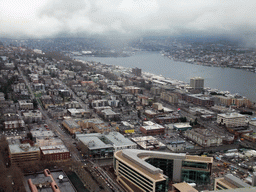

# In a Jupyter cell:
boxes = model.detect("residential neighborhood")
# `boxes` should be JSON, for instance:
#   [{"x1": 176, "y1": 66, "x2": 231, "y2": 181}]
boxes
[{"x1": 1, "y1": 43, "x2": 256, "y2": 191}]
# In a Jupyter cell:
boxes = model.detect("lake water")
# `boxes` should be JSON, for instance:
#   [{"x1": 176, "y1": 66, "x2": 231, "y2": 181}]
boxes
[{"x1": 76, "y1": 52, "x2": 256, "y2": 103}]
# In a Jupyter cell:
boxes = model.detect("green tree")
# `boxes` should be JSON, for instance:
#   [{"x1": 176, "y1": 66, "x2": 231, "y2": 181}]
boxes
[
  {"x1": 179, "y1": 117, "x2": 187, "y2": 122},
  {"x1": 33, "y1": 99, "x2": 38, "y2": 109}
]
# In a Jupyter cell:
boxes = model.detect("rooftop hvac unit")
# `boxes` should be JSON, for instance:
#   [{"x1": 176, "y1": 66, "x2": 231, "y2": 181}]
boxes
[{"x1": 59, "y1": 175, "x2": 63, "y2": 183}]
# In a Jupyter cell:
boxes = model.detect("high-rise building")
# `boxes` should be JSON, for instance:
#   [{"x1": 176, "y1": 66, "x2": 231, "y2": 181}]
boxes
[
  {"x1": 114, "y1": 149, "x2": 213, "y2": 192},
  {"x1": 190, "y1": 77, "x2": 204, "y2": 90},
  {"x1": 132, "y1": 67, "x2": 142, "y2": 76}
]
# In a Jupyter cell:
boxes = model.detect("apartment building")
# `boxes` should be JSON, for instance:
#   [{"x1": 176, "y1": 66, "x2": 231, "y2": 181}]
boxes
[{"x1": 18, "y1": 100, "x2": 34, "y2": 110}]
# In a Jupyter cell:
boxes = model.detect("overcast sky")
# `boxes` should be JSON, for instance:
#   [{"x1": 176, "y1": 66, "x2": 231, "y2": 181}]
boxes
[{"x1": 0, "y1": 0, "x2": 256, "y2": 41}]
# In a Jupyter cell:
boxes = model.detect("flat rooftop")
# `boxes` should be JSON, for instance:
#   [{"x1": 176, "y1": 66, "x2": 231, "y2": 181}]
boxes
[
  {"x1": 145, "y1": 110, "x2": 157, "y2": 115},
  {"x1": 186, "y1": 155, "x2": 213, "y2": 163},
  {"x1": 77, "y1": 132, "x2": 135, "y2": 149},
  {"x1": 63, "y1": 119, "x2": 80, "y2": 129},
  {"x1": 67, "y1": 108, "x2": 88, "y2": 113},
  {"x1": 174, "y1": 123, "x2": 192, "y2": 129},
  {"x1": 210, "y1": 187, "x2": 256, "y2": 192},
  {"x1": 101, "y1": 109, "x2": 118, "y2": 115},
  {"x1": 82, "y1": 118, "x2": 104, "y2": 124},
  {"x1": 115, "y1": 149, "x2": 213, "y2": 181},
  {"x1": 9, "y1": 143, "x2": 39, "y2": 154},
  {"x1": 218, "y1": 113, "x2": 246, "y2": 118},
  {"x1": 173, "y1": 182, "x2": 198, "y2": 192},
  {"x1": 78, "y1": 136, "x2": 112, "y2": 150},
  {"x1": 115, "y1": 150, "x2": 166, "y2": 181},
  {"x1": 142, "y1": 124, "x2": 164, "y2": 130},
  {"x1": 104, "y1": 132, "x2": 136, "y2": 147},
  {"x1": 31, "y1": 130, "x2": 55, "y2": 138},
  {"x1": 25, "y1": 170, "x2": 76, "y2": 192},
  {"x1": 40, "y1": 145, "x2": 69, "y2": 155}
]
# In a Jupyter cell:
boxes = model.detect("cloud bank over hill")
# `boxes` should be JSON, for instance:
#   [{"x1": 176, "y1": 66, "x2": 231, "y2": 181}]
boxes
[{"x1": 0, "y1": 0, "x2": 256, "y2": 42}]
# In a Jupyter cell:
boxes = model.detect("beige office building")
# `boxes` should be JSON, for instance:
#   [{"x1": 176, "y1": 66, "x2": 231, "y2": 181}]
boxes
[
  {"x1": 217, "y1": 113, "x2": 247, "y2": 127},
  {"x1": 114, "y1": 149, "x2": 213, "y2": 192}
]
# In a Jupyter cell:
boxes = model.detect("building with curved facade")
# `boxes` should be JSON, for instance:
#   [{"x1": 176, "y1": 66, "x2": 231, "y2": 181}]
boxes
[{"x1": 114, "y1": 149, "x2": 213, "y2": 192}]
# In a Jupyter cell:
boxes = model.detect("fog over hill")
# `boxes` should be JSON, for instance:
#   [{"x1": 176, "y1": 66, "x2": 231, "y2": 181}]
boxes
[{"x1": 0, "y1": 0, "x2": 256, "y2": 46}]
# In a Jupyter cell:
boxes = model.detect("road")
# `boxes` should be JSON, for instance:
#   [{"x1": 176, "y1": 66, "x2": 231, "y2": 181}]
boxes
[
  {"x1": 90, "y1": 160, "x2": 125, "y2": 192},
  {"x1": 18, "y1": 67, "x2": 124, "y2": 191},
  {"x1": 56, "y1": 79, "x2": 88, "y2": 110},
  {"x1": 18, "y1": 67, "x2": 81, "y2": 161}
]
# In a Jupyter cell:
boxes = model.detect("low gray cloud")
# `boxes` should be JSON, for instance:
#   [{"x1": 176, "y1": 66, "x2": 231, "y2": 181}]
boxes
[{"x1": 0, "y1": 0, "x2": 256, "y2": 41}]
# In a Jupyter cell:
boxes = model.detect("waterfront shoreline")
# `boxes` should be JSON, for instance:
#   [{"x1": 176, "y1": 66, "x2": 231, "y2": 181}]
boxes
[{"x1": 74, "y1": 51, "x2": 256, "y2": 102}]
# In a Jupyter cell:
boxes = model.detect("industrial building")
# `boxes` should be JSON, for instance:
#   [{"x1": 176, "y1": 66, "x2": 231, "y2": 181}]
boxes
[
  {"x1": 217, "y1": 113, "x2": 247, "y2": 127},
  {"x1": 114, "y1": 149, "x2": 213, "y2": 192}
]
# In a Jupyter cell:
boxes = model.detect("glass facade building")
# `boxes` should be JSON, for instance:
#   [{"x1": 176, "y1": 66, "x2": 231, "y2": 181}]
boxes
[{"x1": 114, "y1": 150, "x2": 213, "y2": 192}]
